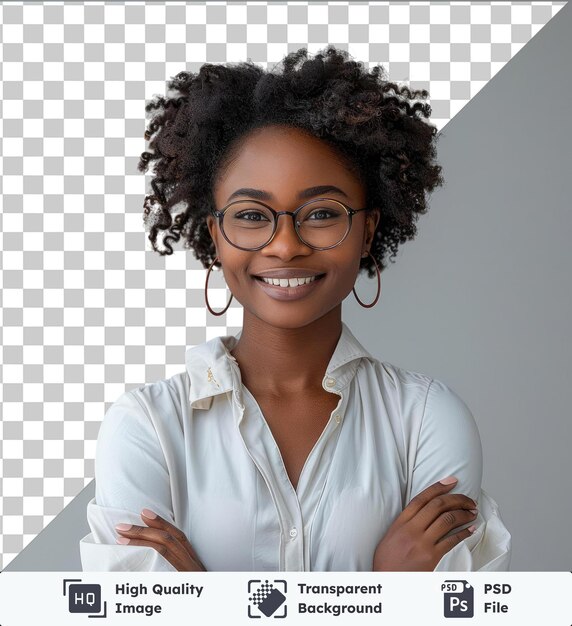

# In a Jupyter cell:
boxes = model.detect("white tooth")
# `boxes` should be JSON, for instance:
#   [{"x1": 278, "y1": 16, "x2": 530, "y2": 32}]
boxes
[{"x1": 262, "y1": 276, "x2": 317, "y2": 286}]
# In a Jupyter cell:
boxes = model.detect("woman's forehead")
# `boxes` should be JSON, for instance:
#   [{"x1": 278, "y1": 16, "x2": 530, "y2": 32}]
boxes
[{"x1": 214, "y1": 126, "x2": 364, "y2": 199}]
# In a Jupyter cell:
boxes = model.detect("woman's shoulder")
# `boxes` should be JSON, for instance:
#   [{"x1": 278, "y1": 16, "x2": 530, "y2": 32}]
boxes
[
  {"x1": 365, "y1": 358, "x2": 469, "y2": 407},
  {"x1": 103, "y1": 371, "x2": 190, "y2": 435},
  {"x1": 128, "y1": 371, "x2": 189, "y2": 411},
  {"x1": 361, "y1": 357, "x2": 433, "y2": 403},
  {"x1": 371, "y1": 358, "x2": 433, "y2": 389},
  {"x1": 420, "y1": 377, "x2": 481, "y2": 447},
  {"x1": 361, "y1": 358, "x2": 478, "y2": 436}
]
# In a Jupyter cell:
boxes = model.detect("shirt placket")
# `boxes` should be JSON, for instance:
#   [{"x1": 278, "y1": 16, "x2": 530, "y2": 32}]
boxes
[
  {"x1": 234, "y1": 366, "x2": 348, "y2": 571},
  {"x1": 237, "y1": 386, "x2": 306, "y2": 571},
  {"x1": 297, "y1": 376, "x2": 348, "y2": 569}
]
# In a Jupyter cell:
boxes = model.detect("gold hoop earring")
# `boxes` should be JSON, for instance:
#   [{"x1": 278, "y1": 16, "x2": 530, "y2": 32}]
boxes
[
  {"x1": 204, "y1": 256, "x2": 233, "y2": 316},
  {"x1": 353, "y1": 250, "x2": 381, "y2": 308}
]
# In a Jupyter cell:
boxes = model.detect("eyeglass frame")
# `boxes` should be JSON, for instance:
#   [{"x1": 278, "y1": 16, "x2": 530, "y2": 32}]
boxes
[{"x1": 210, "y1": 197, "x2": 372, "y2": 252}]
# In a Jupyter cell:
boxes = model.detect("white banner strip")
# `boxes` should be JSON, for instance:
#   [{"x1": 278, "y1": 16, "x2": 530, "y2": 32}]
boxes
[{"x1": 0, "y1": 571, "x2": 571, "y2": 624}]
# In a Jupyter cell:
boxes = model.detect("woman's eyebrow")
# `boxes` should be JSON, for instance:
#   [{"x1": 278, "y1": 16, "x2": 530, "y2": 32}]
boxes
[{"x1": 226, "y1": 185, "x2": 350, "y2": 203}]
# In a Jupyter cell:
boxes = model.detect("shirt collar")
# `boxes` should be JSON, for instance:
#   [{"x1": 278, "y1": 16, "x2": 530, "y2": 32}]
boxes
[{"x1": 186, "y1": 321, "x2": 376, "y2": 409}]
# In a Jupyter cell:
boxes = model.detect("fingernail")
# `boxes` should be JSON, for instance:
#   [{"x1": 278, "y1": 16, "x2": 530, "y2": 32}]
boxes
[
  {"x1": 115, "y1": 523, "x2": 132, "y2": 531},
  {"x1": 116, "y1": 537, "x2": 130, "y2": 544},
  {"x1": 439, "y1": 476, "x2": 458, "y2": 485},
  {"x1": 468, "y1": 525, "x2": 477, "y2": 533},
  {"x1": 469, "y1": 509, "x2": 478, "y2": 515},
  {"x1": 141, "y1": 508, "x2": 157, "y2": 519}
]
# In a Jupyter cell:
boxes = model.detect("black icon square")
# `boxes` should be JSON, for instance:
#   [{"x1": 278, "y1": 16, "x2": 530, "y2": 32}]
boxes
[
  {"x1": 248, "y1": 579, "x2": 287, "y2": 618},
  {"x1": 443, "y1": 579, "x2": 474, "y2": 618},
  {"x1": 68, "y1": 583, "x2": 102, "y2": 614}
]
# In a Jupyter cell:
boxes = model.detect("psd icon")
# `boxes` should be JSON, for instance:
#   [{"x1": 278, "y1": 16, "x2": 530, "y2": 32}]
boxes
[
  {"x1": 248, "y1": 579, "x2": 287, "y2": 618},
  {"x1": 442, "y1": 579, "x2": 474, "y2": 618}
]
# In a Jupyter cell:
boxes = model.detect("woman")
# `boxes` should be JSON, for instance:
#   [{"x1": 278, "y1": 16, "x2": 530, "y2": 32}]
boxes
[{"x1": 80, "y1": 46, "x2": 511, "y2": 571}]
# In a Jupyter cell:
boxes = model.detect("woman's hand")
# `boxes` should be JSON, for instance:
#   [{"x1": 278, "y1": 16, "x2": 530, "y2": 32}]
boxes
[
  {"x1": 115, "y1": 509, "x2": 206, "y2": 572},
  {"x1": 372, "y1": 476, "x2": 478, "y2": 571}
]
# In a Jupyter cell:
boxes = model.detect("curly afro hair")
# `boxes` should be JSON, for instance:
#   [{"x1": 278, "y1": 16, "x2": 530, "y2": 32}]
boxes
[{"x1": 137, "y1": 45, "x2": 443, "y2": 279}]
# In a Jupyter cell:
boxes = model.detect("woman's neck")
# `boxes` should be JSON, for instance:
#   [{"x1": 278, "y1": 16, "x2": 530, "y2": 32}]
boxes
[{"x1": 230, "y1": 307, "x2": 343, "y2": 396}]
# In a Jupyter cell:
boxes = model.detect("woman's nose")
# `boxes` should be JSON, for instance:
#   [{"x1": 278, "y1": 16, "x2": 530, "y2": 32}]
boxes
[{"x1": 261, "y1": 213, "x2": 311, "y2": 255}]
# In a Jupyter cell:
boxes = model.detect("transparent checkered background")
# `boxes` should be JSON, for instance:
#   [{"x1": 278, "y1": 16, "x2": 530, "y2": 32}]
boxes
[{"x1": 0, "y1": 0, "x2": 566, "y2": 569}]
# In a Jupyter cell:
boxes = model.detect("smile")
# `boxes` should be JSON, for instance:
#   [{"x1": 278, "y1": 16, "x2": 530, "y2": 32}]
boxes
[
  {"x1": 253, "y1": 273, "x2": 326, "y2": 301},
  {"x1": 256, "y1": 275, "x2": 323, "y2": 287}
]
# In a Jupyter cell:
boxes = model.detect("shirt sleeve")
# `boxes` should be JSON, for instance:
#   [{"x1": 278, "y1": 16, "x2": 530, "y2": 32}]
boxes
[
  {"x1": 79, "y1": 390, "x2": 177, "y2": 571},
  {"x1": 407, "y1": 379, "x2": 512, "y2": 571}
]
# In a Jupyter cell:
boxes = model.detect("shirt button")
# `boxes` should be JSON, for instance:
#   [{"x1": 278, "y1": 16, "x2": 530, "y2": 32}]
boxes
[
  {"x1": 289, "y1": 527, "x2": 298, "y2": 539},
  {"x1": 334, "y1": 414, "x2": 341, "y2": 424},
  {"x1": 325, "y1": 377, "x2": 336, "y2": 387}
]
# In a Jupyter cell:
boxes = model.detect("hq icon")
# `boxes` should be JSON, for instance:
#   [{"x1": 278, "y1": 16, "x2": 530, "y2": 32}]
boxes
[
  {"x1": 63, "y1": 578, "x2": 108, "y2": 618},
  {"x1": 442, "y1": 579, "x2": 474, "y2": 618}
]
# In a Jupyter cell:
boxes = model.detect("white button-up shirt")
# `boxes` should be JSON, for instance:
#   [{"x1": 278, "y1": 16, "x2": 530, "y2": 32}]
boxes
[{"x1": 80, "y1": 321, "x2": 511, "y2": 571}]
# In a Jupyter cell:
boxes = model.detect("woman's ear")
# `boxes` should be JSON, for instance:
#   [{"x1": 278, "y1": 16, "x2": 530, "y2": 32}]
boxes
[
  {"x1": 364, "y1": 208, "x2": 381, "y2": 249},
  {"x1": 206, "y1": 215, "x2": 221, "y2": 263},
  {"x1": 206, "y1": 215, "x2": 218, "y2": 246}
]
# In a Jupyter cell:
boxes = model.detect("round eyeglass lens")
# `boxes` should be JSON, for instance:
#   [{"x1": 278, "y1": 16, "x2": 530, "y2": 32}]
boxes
[{"x1": 221, "y1": 199, "x2": 351, "y2": 250}]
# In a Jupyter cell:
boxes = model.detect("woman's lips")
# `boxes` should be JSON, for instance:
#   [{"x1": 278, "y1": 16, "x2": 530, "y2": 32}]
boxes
[{"x1": 252, "y1": 274, "x2": 326, "y2": 301}]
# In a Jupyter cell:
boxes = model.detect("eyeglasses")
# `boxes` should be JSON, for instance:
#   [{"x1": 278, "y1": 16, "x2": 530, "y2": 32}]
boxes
[{"x1": 211, "y1": 198, "x2": 371, "y2": 252}]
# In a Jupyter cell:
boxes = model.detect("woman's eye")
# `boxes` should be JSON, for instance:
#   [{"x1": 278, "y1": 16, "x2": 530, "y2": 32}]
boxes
[
  {"x1": 235, "y1": 211, "x2": 269, "y2": 221},
  {"x1": 308, "y1": 210, "x2": 335, "y2": 220}
]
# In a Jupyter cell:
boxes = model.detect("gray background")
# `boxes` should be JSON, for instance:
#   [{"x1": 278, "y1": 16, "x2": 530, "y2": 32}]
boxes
[
  {"x1": 2, "y1": 0, "x2": 570, "y2": 571},
  {"x1": 349, "y1": 2, "x2": 572, "y2": 570}
]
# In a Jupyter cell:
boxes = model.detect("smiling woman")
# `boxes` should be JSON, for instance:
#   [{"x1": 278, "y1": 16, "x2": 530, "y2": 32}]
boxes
[{"x1": 79, "y1": 45, "x2": 511, "y2": 572}]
